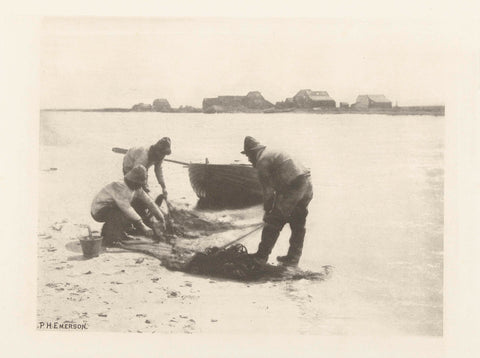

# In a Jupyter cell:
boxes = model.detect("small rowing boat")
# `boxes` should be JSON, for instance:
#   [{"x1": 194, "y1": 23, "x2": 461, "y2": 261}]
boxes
[
  {"x1": 113, "y1": 147, "x2": 263, "y2": 205},
  {"x1": 188, "y1": 162, "x2": 262, "y2": 205}
]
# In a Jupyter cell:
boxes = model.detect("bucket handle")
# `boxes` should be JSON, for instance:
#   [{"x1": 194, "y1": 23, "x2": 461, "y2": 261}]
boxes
[{"x1": 76, "y1": 224, "x2": 93, "y2": 239}]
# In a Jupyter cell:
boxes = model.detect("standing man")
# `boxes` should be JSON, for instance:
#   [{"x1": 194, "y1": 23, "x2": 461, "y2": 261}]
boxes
[
  {"x1": 122, "y1": 137, "x2": 171, "y2": 198},
  {"x1": 241, "y1": 136, "x2": 313, "y2": 266},
  {"x1": 91, "y1": 165, "x2": 166, "y2": 246}
]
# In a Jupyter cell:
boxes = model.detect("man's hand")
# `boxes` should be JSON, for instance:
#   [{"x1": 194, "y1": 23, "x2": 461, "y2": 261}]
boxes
[
  {"x1": 143, "y1": 228, "x2": 154, "y2": 237},
  {"x1": 162, "y1": 188, "x2": 168, "y2": 199},
  {"x1": 152, "y1": 220, "x2": 166, "y2": 237},
  {"x1": 136, "y1": 220, "x2": 154, "y2": 237},
  {"x1": 264, "y1": 196, "x2": 274, "y2": 212}
]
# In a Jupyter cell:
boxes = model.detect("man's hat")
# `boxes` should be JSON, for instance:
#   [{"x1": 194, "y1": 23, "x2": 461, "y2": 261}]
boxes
[
  {"x1": 241, "y1": 136, "x2": 265, "y2": 154},
  {"x1": 124, "y1": 165, "x2": 147, "y2": 185},
  {"x1": 153, "y1": 137, "x2": 172, "y2": 155}
]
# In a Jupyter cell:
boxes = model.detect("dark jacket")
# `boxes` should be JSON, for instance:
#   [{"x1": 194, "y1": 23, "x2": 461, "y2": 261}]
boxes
[{"x1": 254, "y1": 148, "x2": 310, "y2": 199}]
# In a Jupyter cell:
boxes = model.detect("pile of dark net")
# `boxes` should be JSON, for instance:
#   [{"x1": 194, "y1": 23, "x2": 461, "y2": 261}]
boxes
[
  {"x1": 179, "y1": 244, "x2": 329, "y2": 282},
  {"x1": 186, "y1": 244, "x2": 266, "y2": 281}
]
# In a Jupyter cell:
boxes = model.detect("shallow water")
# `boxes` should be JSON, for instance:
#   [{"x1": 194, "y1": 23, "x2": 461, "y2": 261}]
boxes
[{"x1": 39, "y1": 111, "x2": 443, "y2": 335}]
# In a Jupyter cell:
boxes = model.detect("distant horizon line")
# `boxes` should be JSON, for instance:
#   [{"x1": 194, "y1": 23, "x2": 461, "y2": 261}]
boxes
[{"x1": 41, "y1": 103, "x2": 446, "y2": 111}]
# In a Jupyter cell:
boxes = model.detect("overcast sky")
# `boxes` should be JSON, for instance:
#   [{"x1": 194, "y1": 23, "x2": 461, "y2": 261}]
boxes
[{"x1": 41, "y1": 18, "x2": 454, "y2": 109}]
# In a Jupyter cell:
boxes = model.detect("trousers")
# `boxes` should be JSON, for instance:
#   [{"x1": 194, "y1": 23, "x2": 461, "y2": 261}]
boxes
[
  {"x1": 257, "y1": 175, "x2": 313, "y2": 261},
  {"x1": 91, "y1": 207, "x2": 130, "y2": 246}
]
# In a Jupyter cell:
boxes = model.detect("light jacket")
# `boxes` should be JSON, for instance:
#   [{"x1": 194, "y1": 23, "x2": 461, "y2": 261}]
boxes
[
  {"x1": 91, "y1": 181, "x2": 162, "y2": 222},
  {"x1": 254, "y1": 147, "x2": 310, "y2": 199},
  {"x1": 122, "y1": 146, "x2": 166, "y2": 189}
]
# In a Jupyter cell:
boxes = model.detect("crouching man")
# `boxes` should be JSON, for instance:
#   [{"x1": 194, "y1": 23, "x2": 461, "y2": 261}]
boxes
[
  {"x1": 241, "y1": 136, "x2": 313, "y2": 266},
  {"x1": 90, "y1": 165, "x2": 166, "y2": 246}
]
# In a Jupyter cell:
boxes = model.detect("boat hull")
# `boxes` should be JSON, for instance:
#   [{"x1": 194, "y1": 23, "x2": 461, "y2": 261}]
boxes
[{"x1": 188, "y1": 163, "x2": 263, "y2": 205}]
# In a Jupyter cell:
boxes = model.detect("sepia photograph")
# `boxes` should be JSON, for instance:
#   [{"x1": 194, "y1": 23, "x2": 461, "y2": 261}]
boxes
[{"x1": 35, "y1": 17, "x2": 450, "y2": 337}]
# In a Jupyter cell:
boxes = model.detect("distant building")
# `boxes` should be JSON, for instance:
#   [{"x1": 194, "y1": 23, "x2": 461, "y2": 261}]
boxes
[
  {"x1": 202, "y1": 91, "x2": 273, "y2": 113},
  {"x1": 243, "y1": 91, "x2": 274, "y2": 110},
  {"x1": 152, "y1": 98, "x2": 172, "y2": 112},
  {"x1": 339, "y1": 102, "x2": 349, "y2": 109},
  {"x1": 352, "y1": 95, "x2": 392, "y2": 109},
  {"x1": 293, "y1": 89, "x2": 336, "y2": 108}
]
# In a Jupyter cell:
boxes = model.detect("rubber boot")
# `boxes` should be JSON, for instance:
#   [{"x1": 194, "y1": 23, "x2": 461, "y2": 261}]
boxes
[
  {"x1": 277, "y1": 228, "x2": 306, "y2": 266},
  {"x1": 254, "y1": 224, "x2": 281, "y2": 263}
]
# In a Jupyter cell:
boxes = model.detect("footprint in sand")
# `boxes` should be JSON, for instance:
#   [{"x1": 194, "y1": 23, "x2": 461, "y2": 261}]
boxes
[
  {"x1": 168, "y1": 318, "x2": 177, "y2": 327},
  {"x1": 167, "y1": 290, "x2": 179, "y2": 298},
  {"x1": 183, "y1": 319, "x2": 196, "y2": 333}
]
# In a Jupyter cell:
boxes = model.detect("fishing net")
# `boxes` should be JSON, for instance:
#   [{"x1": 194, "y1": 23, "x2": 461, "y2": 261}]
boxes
[
  {"x1": 117, "y1": 198, "x2": 331, "y2": 282},
  {"x1": 186, "y1": 244, "x2": 331, "y2": 281},
  {"x1": 117, "y1": 240, "x2": 331, "y2": 282},
  {"x1": 154, "y1": 196, "x2": 242, "y2": 239},
  {"x1": 166, "y1": 206, "x2": 238, "y2": 237},
  {"x1": 186, "y1": 244, "x2": 262, "y2": 280}
]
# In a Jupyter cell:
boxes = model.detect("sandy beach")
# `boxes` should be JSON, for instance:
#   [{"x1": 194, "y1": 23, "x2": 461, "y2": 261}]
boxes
[
  {"x1": 38, "y1": 112, "x2": 443, "y2": 335},
  {"x1": 37, "y1": 203, "x2": 333, "y2": 334}
]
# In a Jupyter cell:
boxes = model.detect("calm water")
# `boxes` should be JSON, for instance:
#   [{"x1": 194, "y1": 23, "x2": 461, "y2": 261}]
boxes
[{"x1": 39, "y1": 111, "x2": 444, "y2": 335}]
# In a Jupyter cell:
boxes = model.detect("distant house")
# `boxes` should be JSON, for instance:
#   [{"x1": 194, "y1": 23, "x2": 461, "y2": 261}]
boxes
[
  {"x1": 352, "y1": 95, "x2": 392, "y2": 109},
  {"x1": 339, "y1": 102, "x2": 349, "y2": 109},
  {"x1": 293, "y1": 89, "x2": 336, "y2": 108},
  {"x1": 152, "y1": 98, "x2": 172, "y2": 112},
  {"x1": 243, "y1": 91, "x2": 273, "y2": 110},
  {"x1": 202, "y1": 91, "x2": 273, "y2": 113}
]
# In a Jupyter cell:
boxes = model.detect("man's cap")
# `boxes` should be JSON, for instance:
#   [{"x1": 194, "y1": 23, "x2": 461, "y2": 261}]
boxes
[
  {"x1": 241, "y1": 136, "x2": 266, "y2": 154},
  {"x1": 124, "y1": 165, "x2": 147, "y2": 185},
  {"x1": 153, "y1": 137, "x2": 171, "y2": 155}
]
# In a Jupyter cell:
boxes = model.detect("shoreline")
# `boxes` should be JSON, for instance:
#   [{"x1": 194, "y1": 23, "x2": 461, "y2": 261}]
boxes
[{"x1": 41, "y1": 107, "x2": 445, "y2": 116}]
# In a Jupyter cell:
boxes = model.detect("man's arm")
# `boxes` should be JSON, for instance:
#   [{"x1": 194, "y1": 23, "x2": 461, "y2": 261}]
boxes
[
  {"x1": 137, "y1": 189, "x2": 166, "y2": 226},
  {"x1": 258, "y1": 170, "x2": 275, "y2": 212},
  {"x1": 154, "y1": 161, "x2": 167, "y2": 197},
  {"x1": 111, "y1": 187, "x2": 142, "y2": 222},
  {"x1": 122, "y1": 149, "x2": 135, "y2": 175},
  {"x1": 111, "y1": 185, "x2": 153, "y2": 236}
]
